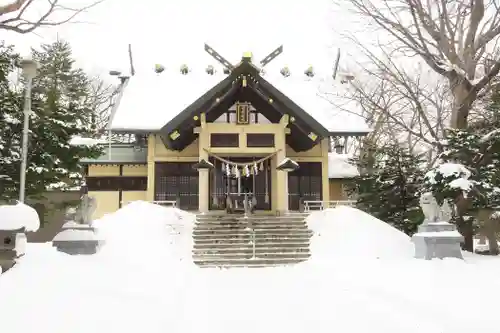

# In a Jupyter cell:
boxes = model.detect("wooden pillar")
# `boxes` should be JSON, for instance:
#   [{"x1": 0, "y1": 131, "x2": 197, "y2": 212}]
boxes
[
  {"x1": 146, "y1": 134, "x2": 156, "y2": 202},
  {"x1": 321, "y1": 138, "x2": 330, "y2": 203},
  {"x1": 198, "y1": 113, "x2": 209, "y2": 213},
  {"x1": 275, "y1": 115, "x2": 289, "y2": 215}
]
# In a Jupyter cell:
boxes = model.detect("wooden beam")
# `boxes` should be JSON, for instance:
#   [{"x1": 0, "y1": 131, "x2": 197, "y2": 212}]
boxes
[
  {"x1": 260, "y1": 45, "x2": 283, "y2": 67},
  {"x1": 204, "y1": 44, "x2": 235, "y2": 71}
]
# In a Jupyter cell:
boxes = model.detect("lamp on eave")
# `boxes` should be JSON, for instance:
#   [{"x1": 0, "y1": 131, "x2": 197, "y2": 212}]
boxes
[
  {"x1": 276, "y1": 158, "x2": 299, "y2": 173},
  {"x1": 193, "y1": 159, "x2": 214, "y2": 170}
]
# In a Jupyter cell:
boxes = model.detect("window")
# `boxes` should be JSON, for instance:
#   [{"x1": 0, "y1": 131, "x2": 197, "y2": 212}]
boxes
[{"x1": 210, "y1": 133, "x2": 239, "y2": 147}]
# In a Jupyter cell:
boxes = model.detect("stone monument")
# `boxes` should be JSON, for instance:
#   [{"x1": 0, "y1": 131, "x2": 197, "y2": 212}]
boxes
[
  {"x1": 52, "y1": 194, "x2": 102, "y2": 255},
  {"x1": 412, "y1": 192, "x2": 464, "y2": 260}
]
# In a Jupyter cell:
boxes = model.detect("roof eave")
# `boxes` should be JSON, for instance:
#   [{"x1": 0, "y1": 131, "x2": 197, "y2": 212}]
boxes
[{"x1": 328, "y1": 130, "x2": 371, "y2": 137}]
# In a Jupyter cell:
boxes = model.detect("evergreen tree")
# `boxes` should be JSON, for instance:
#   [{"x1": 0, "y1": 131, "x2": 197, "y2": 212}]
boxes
[
  {"x1": 424, "y1": 126, "x2": 500, "y2": 252},
  {"x1": 0, "y1": 42, "x2": 22, "y2": 201},
  {"x1": 349, "y1": 144, "x2": 425, "y2": 235},
  {"x1": 0, "y1": 40, "x2": 102, "y2": 202}
]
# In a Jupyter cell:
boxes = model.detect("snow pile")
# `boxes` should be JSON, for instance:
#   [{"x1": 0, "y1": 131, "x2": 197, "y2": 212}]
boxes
[
  {"x1": 328, "y1": 153, "x2": 359, "y2": 178},
  {"x1": 306, "y1": 206, "x2": 414, "y2": 260},
  {"x1": 0, "y1": 202, "x2": 40, "y2": 232},
  {"x1": 93, "y1": 201, "x2": 195, "y2": 265}
]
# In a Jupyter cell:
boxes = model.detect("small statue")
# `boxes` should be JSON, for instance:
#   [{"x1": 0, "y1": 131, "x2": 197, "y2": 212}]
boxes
[{"x1": 419, "y1": 192, "x2": 440, "y2": 224}]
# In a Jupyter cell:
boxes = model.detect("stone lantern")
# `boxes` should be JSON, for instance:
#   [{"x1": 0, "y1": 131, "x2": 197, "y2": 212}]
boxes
[
  {"x1": 0, "y1": 227, "x2": 26, "y2": 272},
  {"x1": 0, "y1": 202, "x2": 39, "y2": 273}
]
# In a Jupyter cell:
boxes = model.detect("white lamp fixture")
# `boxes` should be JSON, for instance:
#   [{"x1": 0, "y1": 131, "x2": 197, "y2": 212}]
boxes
[
  {"x1": 18, "y1": 56, "x2": 38, "y2": 203},
  {"x1": 276, "y1": 158, "x2": 299, "y2": 173}
]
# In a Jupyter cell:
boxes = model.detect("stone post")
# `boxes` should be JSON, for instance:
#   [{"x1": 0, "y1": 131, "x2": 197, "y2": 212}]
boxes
[
  {"x1": 52, "y1": 195, "x2": 102, "y2": 255},
  {"x1": 412, "y1": 193, "x2": 464, "y2": 260}
]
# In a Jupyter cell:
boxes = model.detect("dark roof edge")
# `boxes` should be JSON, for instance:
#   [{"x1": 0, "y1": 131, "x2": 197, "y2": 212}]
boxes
[{"x1": 328, "y1": 131, "x2": 371, "y2": 136}]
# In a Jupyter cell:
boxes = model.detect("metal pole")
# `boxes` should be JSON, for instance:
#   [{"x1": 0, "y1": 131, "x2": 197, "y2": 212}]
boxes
[
  {"x1": 332, "y1": 48, "x2": 341, "y2": 80},
  {"x1": 19, "y1": 77, "x2": 33, "y2": 203}
]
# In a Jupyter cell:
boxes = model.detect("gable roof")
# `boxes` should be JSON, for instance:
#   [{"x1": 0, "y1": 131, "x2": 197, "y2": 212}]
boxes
[{"x1": 108, "y1": 61, "x2": 370, "y2": 137}]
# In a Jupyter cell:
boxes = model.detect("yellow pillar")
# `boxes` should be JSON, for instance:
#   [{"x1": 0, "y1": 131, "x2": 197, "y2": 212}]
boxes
[
  {"x1": 198, "y1": 113, "x2": 209, "y2": 213},
  {"x1": 321, "y1": 138, "x2": 330, "y2": 203},
  {"x1": 146, "y1": 134, "x2": 156, "y2": 201}
]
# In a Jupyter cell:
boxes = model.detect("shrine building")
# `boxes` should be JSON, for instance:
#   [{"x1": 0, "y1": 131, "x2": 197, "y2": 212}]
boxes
[{"x1": 82, "y1": 46, "x2": 370, "y2": 219}]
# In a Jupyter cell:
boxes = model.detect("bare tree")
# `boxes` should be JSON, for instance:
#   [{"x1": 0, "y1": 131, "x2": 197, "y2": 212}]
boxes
[
  {"x1": 324, "y1": 45, "x2": 450, "y2": 170},
  {"x1": 87, "y1": 77, "x2": 115, "y2": 132},
  {"x1": 0, "y1": 0, "x2": 104, "y2": 34},
  {"x1": 343, "y1": 0, "x2": 500, "y2": 129}
]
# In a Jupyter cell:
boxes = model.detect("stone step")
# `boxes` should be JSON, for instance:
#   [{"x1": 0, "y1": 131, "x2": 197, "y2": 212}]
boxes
[
  {"x1": 193, "y1": 233, "x2": 311, "y2": 239},
  {"x1": 193, "y1": 257, "x2": 308, "y2": 267},
  {"x1": 194, "y1": 223, "x2": 308, "y2": 230},
  {"x1": 194, "y1": 241, "x2": 310, "y2": 249},
  {"x1": 196, "y1": 216, "x2": 307, "y2": 223},
  {"x1": 193, "y1": 229, "x2": 311, "y2": 236},
  {"x1": 193, "y1": 234, "x2": 310, "y2": 239},
  {"x1": 193, "y1": 236, "x2": 311, "y2": 243},
  {"x1": 193, "y1": 254, "x2": 311, "y2": 262},
  {"x1": 194, "y1": 222, "x2": 308, "y2": 228},
  {"x1": 193, "y1": 248, "x2": 310, "y2": 255}
]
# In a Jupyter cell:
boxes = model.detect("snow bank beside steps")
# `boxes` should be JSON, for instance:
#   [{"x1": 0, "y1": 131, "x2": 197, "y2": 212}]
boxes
[
  {"x1": 93, "y1": 201, "x2": 196, "y2": 264},
  {"x1": 306, "y1": 206, "x2": 414, "y2": 260}
]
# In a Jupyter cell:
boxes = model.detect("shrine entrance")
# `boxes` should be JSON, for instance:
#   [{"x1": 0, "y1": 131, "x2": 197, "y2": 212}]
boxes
[{"x1": 208, "y1": 156, "x2": 272, "y2": 211}]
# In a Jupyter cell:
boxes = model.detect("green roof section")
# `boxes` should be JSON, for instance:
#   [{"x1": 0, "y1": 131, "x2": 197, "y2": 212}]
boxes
[{"x1": 81, "y1": 144, "x2": 147, "y2": 164}]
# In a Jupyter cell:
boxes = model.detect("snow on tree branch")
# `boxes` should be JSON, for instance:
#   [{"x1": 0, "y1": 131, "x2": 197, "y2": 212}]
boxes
[
  {"x1": 425, "y1": 162, "x2": 474, "y2": 198},
  {"x1": 479, "y1": 128, "x2": 500, "y2": 144}
]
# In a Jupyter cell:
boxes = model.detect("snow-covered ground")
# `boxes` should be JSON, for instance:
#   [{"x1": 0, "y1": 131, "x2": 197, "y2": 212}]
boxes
[{"x1": 1, "y1": 202, "x2": 499, "y2": 333}]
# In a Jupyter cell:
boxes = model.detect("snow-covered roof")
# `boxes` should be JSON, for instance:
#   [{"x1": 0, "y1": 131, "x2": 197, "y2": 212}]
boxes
[
  {"x1": 328, "y1": 153, "x2": 359, "y2": 179},
  {"x1": 109, "y1": 64, "x2": 370, "y2": 134},
  {"x1": 110, "y1": 69, "x2": 226, "y2": 131},
  {"x1": 264, "y1": 74, "x2": 370, "y2": 134}
]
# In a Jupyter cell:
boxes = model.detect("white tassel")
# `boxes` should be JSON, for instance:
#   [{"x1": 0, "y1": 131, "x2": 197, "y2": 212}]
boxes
[
  {"x1": 221, "y1": 162, "x2": 225, "y2": 172},
  {"x1": 244, "y1": 165, "x2": 250, "y2": 178},
  {"x1": 253, "y1": 163, "x2": 258, "y2": 175},
  {"x1": 259, "y1": 161, "x2": 264, "y2": 171},
  {"x1": 235, "y1": 167, "x2": 240, "y2": 178},
  {"x1": 226, "y1": 163, "x2": 231, "y2": 176}
]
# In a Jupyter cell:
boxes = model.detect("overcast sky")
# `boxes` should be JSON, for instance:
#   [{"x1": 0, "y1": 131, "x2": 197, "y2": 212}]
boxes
[{"x1": 3, "y1": 0, "x2": 368, "y2": 77}]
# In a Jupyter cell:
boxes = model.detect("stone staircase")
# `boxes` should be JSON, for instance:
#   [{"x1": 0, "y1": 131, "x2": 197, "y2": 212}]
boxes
[{"x1": 192, "y1": 213, "x2": 312, "y2": 268}]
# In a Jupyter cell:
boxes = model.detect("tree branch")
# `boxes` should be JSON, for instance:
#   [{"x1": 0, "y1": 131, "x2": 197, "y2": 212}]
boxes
[{"x1": 0, "y1": 0, "x2": 104, "y2": 34}]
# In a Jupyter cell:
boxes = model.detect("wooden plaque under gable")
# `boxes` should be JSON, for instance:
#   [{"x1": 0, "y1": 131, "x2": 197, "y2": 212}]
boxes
[{"x1": 236, "y1": 102, "x2": 250, "y2": 125}]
